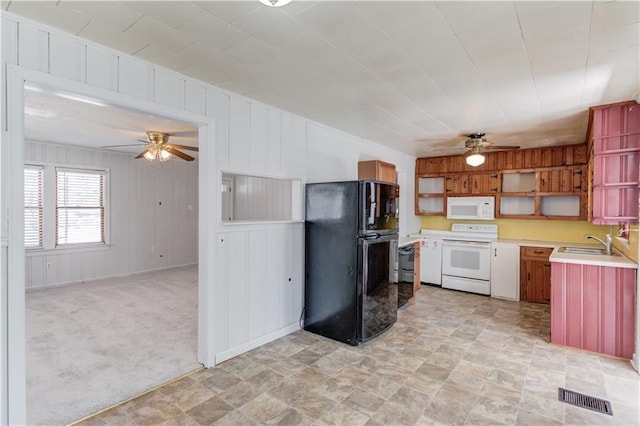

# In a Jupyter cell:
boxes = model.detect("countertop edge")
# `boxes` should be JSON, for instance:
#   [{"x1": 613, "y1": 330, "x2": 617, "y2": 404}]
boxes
[
  {"x1": 549, "y1": 247, "x2": 637, "y2": 269},
  {"x1": 399, "y1": 237, "x2": 421, "y2": 247}
]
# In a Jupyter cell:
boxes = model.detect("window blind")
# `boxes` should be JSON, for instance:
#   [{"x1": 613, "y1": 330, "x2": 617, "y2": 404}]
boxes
[
  {"x1": 56, "y1": 169, "x2": 105, "y2": 245},
  {"x1": 24, "y1": 166, "x2": 43, "y2": 248}
]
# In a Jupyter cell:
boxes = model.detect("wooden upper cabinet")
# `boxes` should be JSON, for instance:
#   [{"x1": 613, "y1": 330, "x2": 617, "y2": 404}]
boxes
[
  {"x1": 358, "y1": 160, "x2": 397, "y2": 184},
  {"x1": 538, "y1": 167, "x2": 584, "y2": 193},
  {"x1": 415, "y1": 143, "x2": 588, "y2": 220},
  {"x1": 415, "y1": 144, "x2": 587, "y2": 175},
  {"x1": 445, "y1": 174, "x2": 469, "y2": 194},
  {"x1": 471, "y1": 173, "x2": 500, "y2": 194}
]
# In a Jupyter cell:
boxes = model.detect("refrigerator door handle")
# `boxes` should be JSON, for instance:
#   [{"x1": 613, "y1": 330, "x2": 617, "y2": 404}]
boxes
[
  {"x1": 364, "y1": 233, "x2": 381, "y2": 240},
  {"x1": 369, "y1": 202, "x2": 376, "y2": 225}
]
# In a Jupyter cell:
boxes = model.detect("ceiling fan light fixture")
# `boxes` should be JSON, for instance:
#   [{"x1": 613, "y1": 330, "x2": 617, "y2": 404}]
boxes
[
  {"x1": 258, "y1": 0, "x2": 292, "y2": 6},
  {"x1": 158, "y1": 148, "x2": 172, "y2": 162},
  {"x1": 466, "y1": 152, "x2": 485, "y2": 167},
  {"x1": 144, "y1": 148, "x2": 157, "y2": 161}
]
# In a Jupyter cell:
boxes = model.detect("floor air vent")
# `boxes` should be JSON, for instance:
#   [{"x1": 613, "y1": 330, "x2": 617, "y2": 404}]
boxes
[{"x1": 558, "y1": 387, "x2": 613, "y2": 416}]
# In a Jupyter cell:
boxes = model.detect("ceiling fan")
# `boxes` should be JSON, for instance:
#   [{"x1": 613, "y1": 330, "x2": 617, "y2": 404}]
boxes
[
  {"x1": 136, "y1": 131, "x2": 198, "y2": 162},
  {"x1": 461, "y1": 133, "x2": 520, "y2": 167},
  {"x1": 104, "y1": 131, "x2": 198, "y2": 162}
]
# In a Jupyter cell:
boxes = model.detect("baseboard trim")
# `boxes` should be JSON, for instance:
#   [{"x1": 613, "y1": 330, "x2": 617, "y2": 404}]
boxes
[{"x1": 215, "y1": 323, "x2": 300, "y2": 365}]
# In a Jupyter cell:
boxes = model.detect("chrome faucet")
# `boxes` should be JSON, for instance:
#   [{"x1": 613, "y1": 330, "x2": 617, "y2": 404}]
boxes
[{"x1": 584, "y1": 234, "x2": 612, "y2": 255}]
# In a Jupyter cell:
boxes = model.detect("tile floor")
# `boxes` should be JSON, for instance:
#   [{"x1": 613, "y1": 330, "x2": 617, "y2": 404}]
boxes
[{"x1": 76, "y1": 286, "x2": 639, "y2": 426}]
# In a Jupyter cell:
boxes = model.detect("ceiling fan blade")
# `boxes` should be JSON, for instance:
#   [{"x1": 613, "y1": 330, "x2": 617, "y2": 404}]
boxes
[
  {"x1": 170, "y1": 144, "x2": 199, "y2": 152},
  {"x1": 135, "y1": 147, "x2": 151, "y2": 159},
  {"x1": 168, "y1": 130, "x2": 198, "y2": 137},
  {"x1": 167, "y1": 147, "x2": 195, "y2": 161}
]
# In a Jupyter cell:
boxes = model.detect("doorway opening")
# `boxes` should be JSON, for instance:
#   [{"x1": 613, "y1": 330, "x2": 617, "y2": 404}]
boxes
[{"x1": 6, "y1": 73, "x2": 212, "y2": 424}]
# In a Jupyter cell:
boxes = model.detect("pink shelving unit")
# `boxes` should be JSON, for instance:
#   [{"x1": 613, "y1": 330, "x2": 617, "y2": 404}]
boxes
[{"x1": 591, "y1": 102, "x2": 640, "y2": 225}]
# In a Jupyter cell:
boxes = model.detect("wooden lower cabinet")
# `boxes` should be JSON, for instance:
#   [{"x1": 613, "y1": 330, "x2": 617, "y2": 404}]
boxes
[
  {"x1": 551, "y1": 262, "x2": 637, "y2": 359},
  {"x1": 520, "y1": 247, "x2": 553, "y2": 304}
]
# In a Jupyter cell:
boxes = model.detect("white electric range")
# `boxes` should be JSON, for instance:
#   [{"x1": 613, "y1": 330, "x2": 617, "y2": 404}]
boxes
[{"x1": 441, "y1": 224, "x2": 498, "y2": 295}]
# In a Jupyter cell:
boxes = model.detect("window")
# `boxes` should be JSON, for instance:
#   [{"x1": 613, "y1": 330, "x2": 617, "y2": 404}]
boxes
[
  {"x1": 56, "y1": 168, "x2": 105, "y2": 245},
  {"x1": 24, "y1": 164, "x2": 108, "y2": 251},
  {"x1": 24, "y1": 166, "x2": 43, "y2": 248}
]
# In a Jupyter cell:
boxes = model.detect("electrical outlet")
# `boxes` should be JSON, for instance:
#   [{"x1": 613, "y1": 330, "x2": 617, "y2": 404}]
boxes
[{"x1": 46, "y1": 262, "x2": 53, "y2": 270}]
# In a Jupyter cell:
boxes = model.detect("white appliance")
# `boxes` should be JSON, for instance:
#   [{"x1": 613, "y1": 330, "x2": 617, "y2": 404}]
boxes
[
  {"x1": 416, "y1": 229, "x2": 452, "y2": 285},
  {"x1": 441, "y1": 223, "x2": 498, "y2": 295},
  {"x1": 447, "y1": 196, "x2": 495, "y2": 220}
]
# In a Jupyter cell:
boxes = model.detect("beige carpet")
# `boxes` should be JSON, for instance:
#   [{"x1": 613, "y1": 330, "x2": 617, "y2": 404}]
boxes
[{"x1": 26, "y1": 265, "x2": 200, "y2": 425}]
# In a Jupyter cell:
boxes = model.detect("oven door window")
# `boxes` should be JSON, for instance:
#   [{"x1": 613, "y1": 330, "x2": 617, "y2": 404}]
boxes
[{"x1": 442, "y1": 242, "x2": 491, "y2": 281}]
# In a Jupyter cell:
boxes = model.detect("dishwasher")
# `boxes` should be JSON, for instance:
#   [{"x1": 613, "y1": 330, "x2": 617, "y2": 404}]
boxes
[{"x1": 397, "y1": 245, "x2": 415, "y2": 308}]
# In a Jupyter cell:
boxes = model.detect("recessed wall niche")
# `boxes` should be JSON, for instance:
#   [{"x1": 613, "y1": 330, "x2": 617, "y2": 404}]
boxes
[{"x1": 221, "y1": 173, "x2": 302, "y2": 223}]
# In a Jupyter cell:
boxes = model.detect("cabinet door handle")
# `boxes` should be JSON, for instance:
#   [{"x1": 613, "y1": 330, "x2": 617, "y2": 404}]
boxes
[
  {"x1": 494, "y1": 248, "x2": 497, "y2": 256},
  {"x1": 527, "y1": 272, "x2": 531, "y2": 281},
  {"x1": 534, "y1": 250, "x2": 544, "y2": 254},
  {"x1": 474, "y1": 180, "x2": 478, "y2": 190},
  {"x1": 544, "y1": 263, "x2": 550, "y2": 267},
  {"x1": 541, "y1": 178, "x2": 546, "y2": 187}
]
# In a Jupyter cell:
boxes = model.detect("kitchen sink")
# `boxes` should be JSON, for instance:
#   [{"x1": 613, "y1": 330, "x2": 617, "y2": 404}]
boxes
[{"x1": 559, "y1": 247, "x2": 619, "y2": 256}]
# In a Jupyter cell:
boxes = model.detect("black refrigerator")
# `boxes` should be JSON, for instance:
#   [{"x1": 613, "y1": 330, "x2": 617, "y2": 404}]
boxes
[{"x1": 304, "y1": 180, "x2": 399, "y2": 346}]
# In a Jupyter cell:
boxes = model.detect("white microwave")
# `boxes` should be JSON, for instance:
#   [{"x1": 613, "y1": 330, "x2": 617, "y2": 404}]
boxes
[{"x1": 447, "y1": 196, "x2": 495, "y2": 220}]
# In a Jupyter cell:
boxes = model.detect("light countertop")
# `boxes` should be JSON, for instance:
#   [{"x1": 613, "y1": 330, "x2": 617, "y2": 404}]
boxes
[
  {"x1": 407, "y1": 231, "x2": 637, "y2": 268},
  {"x1": 549, "y1": 247, "x2": 637, "y2": 269},
  {"x1": 399, "y1": 236, "x2": 422, "y2": 247}
]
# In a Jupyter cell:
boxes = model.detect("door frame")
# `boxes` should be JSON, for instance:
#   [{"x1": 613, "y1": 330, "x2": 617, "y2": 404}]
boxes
[{"x1": 1, "y1": 65, "x2": 216, "y2": 424}]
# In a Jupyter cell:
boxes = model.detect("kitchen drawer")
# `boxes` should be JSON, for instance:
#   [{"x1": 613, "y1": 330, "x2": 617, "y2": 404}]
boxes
[{"x1": 521, "y1": 246, "x2": 553, "y2": 259}]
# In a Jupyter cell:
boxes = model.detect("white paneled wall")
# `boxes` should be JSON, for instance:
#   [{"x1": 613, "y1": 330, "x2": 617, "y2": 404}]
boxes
[
  {"x1": 232, "y1": 175, "x2": 293, "y2": 221},
  {"x1": 23, "y1": 141, "x2": 198, "y2": 289},
  {"x1": 1, "y1": 16, "x2": 418, "y2": 419},
  {"x1": 214, "y1": 223, "x2": 304, "y2": 362}
]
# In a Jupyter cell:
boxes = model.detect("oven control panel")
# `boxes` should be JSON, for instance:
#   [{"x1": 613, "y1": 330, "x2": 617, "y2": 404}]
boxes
[{"x1": 451, "y1": 223, "x2": 498, "y2": 233}]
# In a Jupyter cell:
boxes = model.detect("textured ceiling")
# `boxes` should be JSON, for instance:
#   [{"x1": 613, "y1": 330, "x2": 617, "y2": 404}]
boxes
[{"x1": 6, "y1": 1, "x2": 640, "y2": 157}]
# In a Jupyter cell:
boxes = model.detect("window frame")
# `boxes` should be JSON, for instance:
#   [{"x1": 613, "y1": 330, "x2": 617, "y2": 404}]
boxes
[
  {"x1": 24, "y1": 165, "x2": 44, "y2": 249},
  {"x1": 55, "y1": 167, "x2": 108, "y2": 248},
  {"x1": 24, "y1": 162, "x2": 110, "y2": 253}
]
